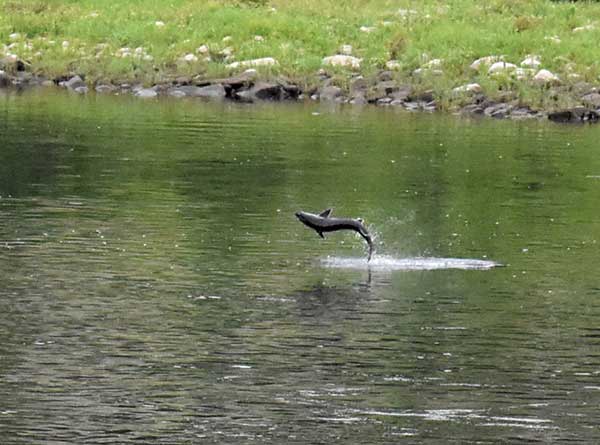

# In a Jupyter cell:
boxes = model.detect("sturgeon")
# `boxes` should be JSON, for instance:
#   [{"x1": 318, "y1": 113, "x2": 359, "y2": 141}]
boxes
[{"x1": 295, "y1": 208, "x2": 374, "y2": 261}]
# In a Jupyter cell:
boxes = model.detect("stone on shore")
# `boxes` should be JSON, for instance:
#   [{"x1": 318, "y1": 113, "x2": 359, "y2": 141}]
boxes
[
  {"x1": 95, "y1": 84, "x2": 117, "y2": 93},
  {"x1": 520, "y1": 55, "x2": 541, "y2": 68},
  {"x1": 227, "y1": 57, "x2": 277, "y2": 69},
  {"x1": 0, "y1": 70, "x2": 9, "y2": 87},
  {"x1": 470, "y1": 55, "x2": 503, "y2": 70},
  {"x1": 187, "y1": 84, "x2": 226, "y2": 98},
  {"x1": 453, "y1": 83, "x2": 482, "y2": 94},
  {"x1": 488, "y1": 62, "x2": 517, "y2": 75},
  {"x1": 533, "y1": 69, "x2": 560, "y2": 85},
  {"x1": 385, "y1": 60, "x2": 401, "y2": 70},
  {"x1": 319, "y1": 85, "x2": 343, "y2": 101},
  {"x1": 135, "y1": 88, "x2": 158, "y2": 98},
  {"x1": 581, "y1": 92, "x2": 600, "y2": 108},
  {"x1": 322, "y1": 55, "x2": 361, "y2": 69},
  {"x1": 61, "y1": 75, "x2": 86, "y2": 90},
  {"x1": 548, "y1": 108, "x2": 599, "y2": 123},
  {"x1": 196, "y1": 44, "x2": 209, "y2": 54},
  {"x1": 235, "y1": 82, "x2": 283, "y2": 101}
]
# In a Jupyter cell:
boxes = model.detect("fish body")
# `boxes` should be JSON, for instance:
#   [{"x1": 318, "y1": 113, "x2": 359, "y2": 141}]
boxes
[{"x1": 295, "y1": 208, "x2": 374, "y2": 261}]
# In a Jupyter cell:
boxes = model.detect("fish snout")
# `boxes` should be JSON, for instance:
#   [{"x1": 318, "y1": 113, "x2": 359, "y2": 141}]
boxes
[{"x1": 295, "y1": 211, "x2": 307, "y2": 223}]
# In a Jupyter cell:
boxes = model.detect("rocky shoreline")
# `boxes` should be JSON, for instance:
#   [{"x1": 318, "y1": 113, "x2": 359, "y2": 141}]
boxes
[{"x1": 2, "y1": 65, "x2": 600, "y2": 124}]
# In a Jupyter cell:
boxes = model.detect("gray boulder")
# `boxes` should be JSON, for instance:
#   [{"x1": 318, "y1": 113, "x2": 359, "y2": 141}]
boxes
[
  {"x1": 319, "y1": 85, "x2": 342, "y2": 101},
  {"x1": 62, "y1": 75, "x2": 86, "y2": 90},
  {"x1": 135, "y1": 88, "x2": 158, "y2": 98},
  {"x1": 581, "y1": 92, "x2": 600, "y2": 108},
  {"x1": 95, "y1": 84, "x2": 117, "y2": 93},
  {"x1": 548, "y1": 108, "x2": 599, "y2": 123},
  {"x1": 192, "y1": 84, "x2": 226, "y2": 98},
  {"x1": 0, "y1": 70, "x2": 11, "y2": 87},
  {"x1": 236, "y1": 82, "x2": 283, "y2": 101},
  {"x1": 167, "y1": 88, "x2": 187, "y2": 98},
  {"x1": 484, "y1": 103, "x2": 513, "y2": 119}
]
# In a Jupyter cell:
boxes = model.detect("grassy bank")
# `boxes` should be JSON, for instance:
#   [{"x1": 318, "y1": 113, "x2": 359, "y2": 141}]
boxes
[{"x1": 2, "y1": 0, "x2": 600, "y2": 109}]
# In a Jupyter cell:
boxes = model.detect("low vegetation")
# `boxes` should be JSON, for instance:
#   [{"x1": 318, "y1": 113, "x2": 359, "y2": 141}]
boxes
[{"x1": 2, "y1": 0, "x2": 600, "y2": 110}]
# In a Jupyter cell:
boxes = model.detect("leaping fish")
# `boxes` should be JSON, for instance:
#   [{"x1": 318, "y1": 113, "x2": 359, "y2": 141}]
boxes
[{"x1": 295, "y1": 208, "x2": 374, "y2": 261}]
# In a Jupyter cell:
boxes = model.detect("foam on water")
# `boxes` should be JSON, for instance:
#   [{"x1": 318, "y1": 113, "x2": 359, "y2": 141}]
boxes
[{"x1": 322, "y1": 255, "x2": 500, "y2": 271}]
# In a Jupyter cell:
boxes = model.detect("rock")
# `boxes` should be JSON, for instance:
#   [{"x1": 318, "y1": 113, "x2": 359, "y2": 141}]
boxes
[
  {"x1": 375, "y1": 80, "x2": 399, "y2": 96},
  {"x1": 95, "y1": 84, "x2": 116, "y2": 93},
  {"x1": 453, "y1": 83, "x2": 482, "y2": 94},
  {"x1": 319, "y1": 85, "x2": 342, "y2": 101},
  {"x1": 196, "y1": 44, "x2": 210, "y2": 54},
  {"x1": 391, "y1": 85, "x2": 412, "y2": 102},
  {"x1": 155, "y1": 21, "x2": 165, "y2": 27},
  {"x1": 207, "y1": 72, "x2": 255, "y2": 90},
  {"x1": 385, "y1": 60, "x2": 401, "y2": 70},
  {"x1": 410, "y1": 90, "x2": 434, "y2": 103},
  {"x1": 0, "y1": 70, "x2": 9, "y2": 87},
  {"x1": 167, "y1": 88, "x2": 187, "y2": 98},
  {"x1": 511, "y1": 107, "x2": 539, "y2": 120},
  {"x1": 227, "y1": 57, "x2": 278, "y2": 69},
  {"x1": 174, "y1": 76, "x2": 191, "y2": 85},
  {"x1": 377, "y1": 97, "x2": 393, "y2": 105},
  {"x1": 242, "y1": 69, "x2": 258, "y2": 79},
  {"x1": 533, "y1": 69, "x2": 560, "y2": 85},
  {"x1": 378, "y1": 71, "x2": 394, "y2": 82},
  {"x1": 360, "y1": 26, "x2": 375, "y2": 33},
  {"x1": 135, "y1": 88, "x2": 158, "y2": 98},
  {"x1": 488, "y1": 62, "x2": 517, "y2": 75},
  {"x1": 423, "y1": 101, "x2": 437, "y2": 112},
  {"x1": 74, "y1": 86, "x2": 88, "y2": 94},
  {"x1": 350, "y1": 78, "x2": 368, "y2": 95},
  {"x1": 520, "y1": 55, "x2": 541, "y2": 68},
  {"x1": 544, "y1": 35, "x2": 561, "y2": 44},
  {"x1": 9, "y1": 33, "x2": 21, "y2": 41},
  {"x1": 236, "y1": 82, "x2": 282, "y2": 101},
  {"x1": 254, "y1": 35, "x2": 264, "y2": 42},
  {"x1": 62, "y1": 75, "x2": 86, "y2": 90},
  {"x1": 581, "y1": 92, "x2": 600, "y2": 108},
  {"x1": 460, "y1": 104, "x2": 486, "y2": 115},
  {"x1": 182, "y1": 53, "x2": 198, "y2": 63},
  {"x1": 220, "y1": 47, "x2": 234, "y2": 58},
  {"x1": 322, "y1": 55, "x2": 361, "y2": 69},
  {"x1": 484, "y1": 103, "x2": 513, "y2": 119},
  {"x1": 189, "y1": 84, "x2": 226, "y2": 98},
  {"x1": 548, "y1": 108, "x2": 599, "y2": 123},
  {"x1": 277, "y1": 79, "x2": 300, "y2": 98},
  {"x1": 350, "y1": 94, "x2": 368, "y2": 105},
  {"x1": 470, "y1": 55, "x2": 503, "y2": 70}
]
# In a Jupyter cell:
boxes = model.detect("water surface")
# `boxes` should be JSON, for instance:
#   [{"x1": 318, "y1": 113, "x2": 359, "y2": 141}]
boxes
[{"x1": 1, "y1": 90, "x2": 600, "y2": 443}]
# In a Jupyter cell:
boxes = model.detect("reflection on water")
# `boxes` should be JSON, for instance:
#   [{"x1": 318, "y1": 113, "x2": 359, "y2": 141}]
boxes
[{"x1": 1, "y1": 90, "x2": 600, "y2": 443}]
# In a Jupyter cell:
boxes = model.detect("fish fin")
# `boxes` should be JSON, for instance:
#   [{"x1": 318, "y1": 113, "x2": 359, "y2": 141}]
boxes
[{"x1": 319, "y1": 208, "x2": 333, "y2": 218}]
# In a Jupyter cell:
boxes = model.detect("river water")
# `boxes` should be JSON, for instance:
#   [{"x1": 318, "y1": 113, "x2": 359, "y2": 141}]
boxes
[{"x1": 1, "y1": 90, "x2": 600, "y2": 443}]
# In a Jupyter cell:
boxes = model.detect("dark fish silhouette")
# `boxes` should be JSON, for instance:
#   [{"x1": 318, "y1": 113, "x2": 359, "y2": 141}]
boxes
[{"x1": 295, "y1": 208, "x2": 374, "y2": 261}]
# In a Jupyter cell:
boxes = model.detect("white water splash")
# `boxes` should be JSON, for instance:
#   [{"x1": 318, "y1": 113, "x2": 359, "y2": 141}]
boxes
[{"x1": 322, "y1": 255, "x2": 500, "y2": 271}]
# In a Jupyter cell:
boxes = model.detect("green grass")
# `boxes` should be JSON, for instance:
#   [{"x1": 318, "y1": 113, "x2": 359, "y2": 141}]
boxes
[{"x1": 2, "y1": 0, "x2": 600, "y2": 109}]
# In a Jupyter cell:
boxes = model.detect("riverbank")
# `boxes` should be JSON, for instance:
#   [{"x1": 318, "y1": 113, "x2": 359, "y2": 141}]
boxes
[{"x1": 3, "y1": 0, "x2": 600, "y2": 122}]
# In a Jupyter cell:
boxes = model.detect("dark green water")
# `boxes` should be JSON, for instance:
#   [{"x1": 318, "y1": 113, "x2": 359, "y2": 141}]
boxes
[{"x1": 1, "y1": 90, "x2": 600, "y2": 443}]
